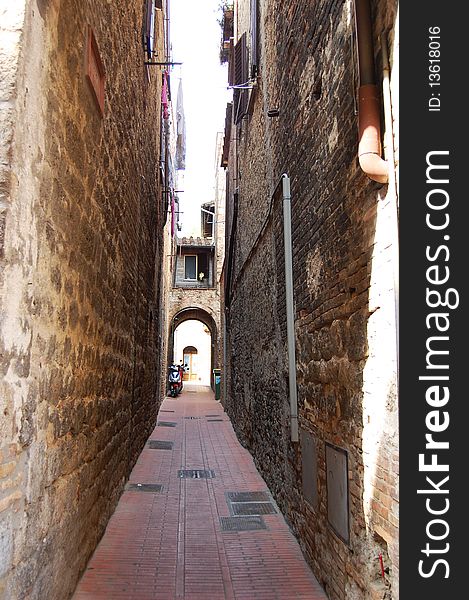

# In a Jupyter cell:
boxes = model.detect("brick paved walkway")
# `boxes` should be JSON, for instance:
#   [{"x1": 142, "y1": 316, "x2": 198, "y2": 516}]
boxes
[{"x1": 73, "y1": 385, "x2": 327, "y2": 600}]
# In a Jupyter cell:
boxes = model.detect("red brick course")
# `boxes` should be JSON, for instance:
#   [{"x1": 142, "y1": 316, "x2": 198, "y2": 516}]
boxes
[{"x1": 73, "y1": 385, "x2": 327, "y2": 599}]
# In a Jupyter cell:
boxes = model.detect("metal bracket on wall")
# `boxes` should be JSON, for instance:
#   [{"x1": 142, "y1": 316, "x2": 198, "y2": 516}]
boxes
[{"x1": 144, "y1": 61, "x2": 183, "y2": 66}]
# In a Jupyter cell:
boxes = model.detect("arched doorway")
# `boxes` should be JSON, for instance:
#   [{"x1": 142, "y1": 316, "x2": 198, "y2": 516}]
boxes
[
  {"x1": 182, "y1": 346, "x2": 198, "y2": 381},
  {"x1": 168, "y1": 307, "x2": 218, "y2": 389}
]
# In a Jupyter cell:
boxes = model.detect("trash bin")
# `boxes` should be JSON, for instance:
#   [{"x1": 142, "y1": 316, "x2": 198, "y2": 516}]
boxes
[{"x1": 213, "y1": 368, "x2": 221, "y2": 401}]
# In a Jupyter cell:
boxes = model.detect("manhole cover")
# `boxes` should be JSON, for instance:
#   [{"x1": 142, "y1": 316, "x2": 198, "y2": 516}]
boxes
[
  {"x1": 207, "y1": 419, "x2": 224, "y2": 422},
  {"x1": 231, "y1": 502, "x2": 277, "y2": 516},
  {"x1": 178, "y1": 469, "x2": 215, "y2": 479},
  {"x1": 157, "y1": 421, "x2": 177, "y2": 427},
  {"x1": 148, "y1": 440, "x2": 174, "y2": 450},
  {"x1": 220, "y1": 516, "x2": 267, "y2": 532},
  {"x1": 125, "y1": 483, "x2": 163, "y2": 492},
  {"x1": 226, "y1": 491, "x2": 271, "y2": 503}
]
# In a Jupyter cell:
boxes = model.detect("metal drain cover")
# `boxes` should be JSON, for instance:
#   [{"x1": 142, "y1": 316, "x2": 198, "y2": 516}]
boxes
[
  {"x1": 148, "y1": 440, "x2": 174, "y2": 450},
  {"x1": 226, "y1": 491, "x2": 271, "y2": 503},
  {"x1": 125, "y1": 483, "x2": 163, "y2": 492},
  {"x1": 160, "y1": 410, "x2": 175, "y2": 413},
  {"x1": 205, "y1": 414, "x2": 221, "y2": 417},
  {"x1": 220, "y1": 516, "x2": 267, "y2": 532},
  {"x1": 207, "y1": 419, "x2": 224, "y2": 422},
  {"x1": 157, "y1": 421, "x2": 177, "y2": 427},
  {"x1": 231, "y1": 502, "x2": 277, "y2": 516},
  {"x1": 184, "y1": 416, "x2": 201, "y2": 419},
  {"x1": 178, "y1": 469, "x2": 215, "y2": 479}
]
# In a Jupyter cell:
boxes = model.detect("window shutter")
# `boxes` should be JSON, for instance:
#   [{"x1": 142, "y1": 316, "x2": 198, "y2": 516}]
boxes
[
  {"x1": 144, "y1": 0, "x2": 156, "y2": 59},
  {"x1": 233, "y1": 33, "x2": 248, "y2": 124},
  {"x1": 228, "y1": 38, "x2": 235, "y2": 86},
  {"x1": 250, "y1": 0, "x2": 258, "y2": 77}
]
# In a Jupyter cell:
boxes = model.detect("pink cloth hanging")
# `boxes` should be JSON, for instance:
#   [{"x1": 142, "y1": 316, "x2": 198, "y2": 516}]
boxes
[
  {"x1": 162, "y1": 71, "x2": 169, "y2": 120},
  {"x1": 171, "y1": 193, "x2": 175, "y2": 237}
]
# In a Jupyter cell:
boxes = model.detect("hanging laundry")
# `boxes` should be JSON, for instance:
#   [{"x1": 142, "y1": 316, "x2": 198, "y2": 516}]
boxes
[
  {"x1": 162, "y1": 71, "x2": 169, "y2": 120},
  {"x1": 171, "y1": 192, "x2": 175, "y2": 238},
  {"x1": 175, "y1": 80, "x2": 186, "y2": 170}
]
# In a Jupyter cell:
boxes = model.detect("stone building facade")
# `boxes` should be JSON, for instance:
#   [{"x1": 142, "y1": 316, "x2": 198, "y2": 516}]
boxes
[
  {"x1": 0, "y1": 1, "x2": 168, "y2": 598},
  {"x1": 221, "y1": 1, "x2": 399, "y2": 598}
]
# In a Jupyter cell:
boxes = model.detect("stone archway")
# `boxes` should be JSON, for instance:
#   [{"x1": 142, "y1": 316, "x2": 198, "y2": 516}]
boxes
[{"x1": 167, "y1": 306, "x2": 219, "y2": 390}]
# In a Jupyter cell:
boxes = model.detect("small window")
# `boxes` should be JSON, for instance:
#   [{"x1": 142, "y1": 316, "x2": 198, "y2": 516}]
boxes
[
  {"x1": 233, "y1": 33, "x2": 248, "y2": 124},
  {"x1": 144, "y1": 0, "x2": 156, "y2": 60},
  {"x1": 198, "y1": 253, "x2": 209, "y2": 281},
  {"x1": 184, "y1": 255, "x2": 197, "y2": 280},
  {"x1": 250, "y1": 0, "x2": 258, "y2": 77}
]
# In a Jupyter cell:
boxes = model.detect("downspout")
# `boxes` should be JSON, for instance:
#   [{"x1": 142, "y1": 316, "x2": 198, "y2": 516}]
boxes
[
  {"x1": 281, "y1": 174, "x2": 299, "y2": 443},
  {"x1": 354, "y1": 0, "x2": 388, "y2": 184}
]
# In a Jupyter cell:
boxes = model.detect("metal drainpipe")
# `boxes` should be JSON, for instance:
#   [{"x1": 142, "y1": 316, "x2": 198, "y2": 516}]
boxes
[
  {"x1": 222, "y1": 309, "x2": 228, "y2": 404},
  {"x1": 281, "y1": 174, "x2": 299, "y2": 443},
  {"x1": 354, "y1": 0, "x2": 388, "y2": 184}
]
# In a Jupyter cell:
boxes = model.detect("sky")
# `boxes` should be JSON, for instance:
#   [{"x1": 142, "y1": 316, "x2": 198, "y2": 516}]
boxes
[{"x1": 169, "y1": 0, "x2": 231, "y2": 237}]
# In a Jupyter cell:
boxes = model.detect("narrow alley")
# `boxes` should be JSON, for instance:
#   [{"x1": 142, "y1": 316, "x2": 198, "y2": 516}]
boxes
[
  {"x1": 1, "y1": 0, "x2": 399, "y2": 599},
  {"x1": 73, "y1": 385, "x2": 327, "y2": 600}
]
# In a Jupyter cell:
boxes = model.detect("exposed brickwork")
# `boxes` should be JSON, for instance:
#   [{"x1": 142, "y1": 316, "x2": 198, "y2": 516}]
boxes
[
  {"x1": 222, "y1": 0, "x2": 398, "y2": 598},
  {"x1": 0, "y1": 1, "x2": 166, "y2": 598}
]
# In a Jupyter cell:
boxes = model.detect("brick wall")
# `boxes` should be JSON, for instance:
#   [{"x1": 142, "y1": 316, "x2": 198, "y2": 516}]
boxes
[
  {"x1": 223, "y1": 0, "x2": 399, "y2": 598},
  {"x1": 0, "y1": 1, "x2": 166, "y2": 598}
]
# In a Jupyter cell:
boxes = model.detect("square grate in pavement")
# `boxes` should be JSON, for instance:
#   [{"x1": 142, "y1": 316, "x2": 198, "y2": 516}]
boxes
[
  {"x1": 157, "y1": 421, "x2": 177, "y2": 427},
  {"x1": 125, "y1": 483, "x2": 163, "y2": 492},
  {"x1": 220, "y1": 516, "x2": 267, "y2": 532},
  {"x1": 178, "y1": 469, "x2": 215, "y2": 479},
  {"x1": 226, "y1": 491, "x2": 271, "y2": 503},
  {"x1": 230, "y1": 501, "x2": 277, "y2": 516},
  {"x1": 148, "y1": 440, "x2": 174, "y2": 450}
]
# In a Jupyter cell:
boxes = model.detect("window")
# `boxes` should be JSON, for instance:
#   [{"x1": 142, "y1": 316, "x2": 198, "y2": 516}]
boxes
[
  {"x1": 250, "y1": 0, "x2": 258, "y2": 77},
  {"x1": 233, "y1": 33, "x2": 248, "y2": 124},
  {"x1": 198, "y1": 254, "x2": 209, "y2": 281},
  {"x1": 144, "y1": 0, "x2": 156, "y2": 60},
  {"x1": 184, "y1": 255, "x2": 197, "y2": 280}
]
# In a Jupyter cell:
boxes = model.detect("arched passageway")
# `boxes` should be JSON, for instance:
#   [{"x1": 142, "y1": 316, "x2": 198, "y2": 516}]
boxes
[{"x1": 167, "y1": 307, "x2": 218, "y2": 389}]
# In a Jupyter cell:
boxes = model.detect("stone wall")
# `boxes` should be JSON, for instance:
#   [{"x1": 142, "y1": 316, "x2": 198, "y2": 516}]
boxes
[
  {"x1": 223, "y1": 0, "x2": 399, "y2": 598},
  {"x1": 0, "y1": 1, "x2": 166, "y2": 598}
]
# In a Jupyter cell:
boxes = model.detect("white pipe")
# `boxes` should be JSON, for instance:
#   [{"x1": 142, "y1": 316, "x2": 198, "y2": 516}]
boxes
[{"x1": 282, "y1": 174, "x2": 299, "y2": 442}]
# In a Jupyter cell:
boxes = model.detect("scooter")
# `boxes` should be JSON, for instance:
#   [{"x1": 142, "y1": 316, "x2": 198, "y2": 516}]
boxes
[{"x1": 168, "y1": 364, "x2": 182, "y2": 397}]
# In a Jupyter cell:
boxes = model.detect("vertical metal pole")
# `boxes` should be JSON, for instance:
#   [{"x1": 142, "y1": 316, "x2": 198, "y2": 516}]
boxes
[
  {"x1": 282, "y1": 174, "x2": 299, "y2": 442},
  {"x1": 223, "y1": 309, "x2": 228, "y2": 404}
]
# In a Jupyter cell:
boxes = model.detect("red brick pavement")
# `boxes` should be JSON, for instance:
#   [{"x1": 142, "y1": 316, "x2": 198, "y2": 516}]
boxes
[{"x1": 73, "y1": 385, "x2": 327, "y2": 600}]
